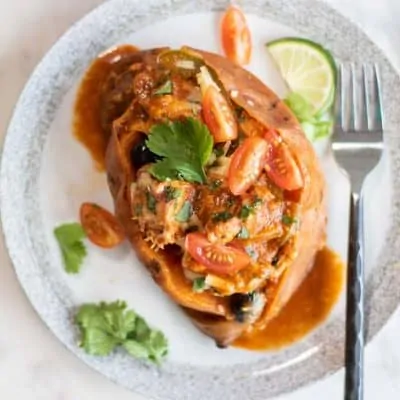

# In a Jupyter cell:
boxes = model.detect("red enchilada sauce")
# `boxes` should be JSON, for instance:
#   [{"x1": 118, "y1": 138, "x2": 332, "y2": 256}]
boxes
[
  {"x1": 73, "y1": 45, "x2": 345, "y2": 352},
  {"x1": 73, "y1": 44, "x2": 139, "y2": 171},
  {"x1": 235, "y1": 247, "x2": 344, "y2": 350}
]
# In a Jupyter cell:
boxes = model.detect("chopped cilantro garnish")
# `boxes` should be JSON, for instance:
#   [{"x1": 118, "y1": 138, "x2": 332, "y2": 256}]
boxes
[
  {"x1": 248, "y1": 291, "x2": 256, "y2": 302},
  {"x1": 175, "y1": 201, "x2": 192, "y2": 222},
  {"x1": 252, "y1": 197, "x2": 263, "y2": 207},
  {"x1": 212, "y1": 211, "x2": 233, "y2": 223},
  {"x1": 153, "y1": 79, "x2": 173, "y2": 95},
  {"x1": 192, "y1": 277, "x2": 208, "y2": 292},
  {"x1": 239, "y1": 197, "x2": 263, "y2": 220},
  {"x1": 239, "y1": 205, "x2": 252, "y2": 219},
  {"x1": 146, "y1": 191, "x2": 157, "y2": 214},
  {"x1": 282, "y1": 215, "x2": 298, "y2": 225},
  {"x1": 245, "y1": 245, "x2": 258, "y2": 261},
  {"x1": 237, "y1": 226, "x2": 249, "y2": 239},
  {"x1": 164, "y1": 186, "x2": 182, "y2": 202}
]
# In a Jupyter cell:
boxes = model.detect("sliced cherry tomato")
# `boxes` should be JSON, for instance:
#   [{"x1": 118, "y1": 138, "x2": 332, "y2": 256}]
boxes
[
  {"x1": 228, "y1": 136, "x2": 269, "y2": 195},
  {"x1": 221, "y1": 5, "x2": 252, "y2": 65},
  {"x1": 79, "y1": 202, "x2": 125, "y2": 249},
  {"x1": 202, "y1": 86, "x2": 237, "y2": 143},
  {"x1": 263, "y1": 130, "x2": 304, "y2": 191},
  {"x1": 185, "y1": 232, "x2": 250, "y2": 275}
]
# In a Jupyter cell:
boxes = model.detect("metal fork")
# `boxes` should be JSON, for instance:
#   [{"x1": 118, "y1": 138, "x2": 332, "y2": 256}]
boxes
[{"x1": 332, "y1": 64, "x2": 384, "y2": 400}]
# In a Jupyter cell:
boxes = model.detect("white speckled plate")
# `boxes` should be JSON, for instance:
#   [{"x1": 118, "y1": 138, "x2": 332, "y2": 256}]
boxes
[{"x1": 2, "y1": 0, "x2": 400, "y2": 399}]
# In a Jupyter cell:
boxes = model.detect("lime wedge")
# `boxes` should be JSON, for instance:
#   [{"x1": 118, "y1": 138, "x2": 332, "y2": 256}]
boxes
[{"x1": 266, "y1": 37, "x2": 337, "y2": 114}]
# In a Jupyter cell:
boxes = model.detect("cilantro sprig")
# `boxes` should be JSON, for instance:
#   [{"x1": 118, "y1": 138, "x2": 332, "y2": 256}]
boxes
[
  {"x1": 146, "y1": 118, "x2": 213, "y2": 184},
  {"x1": 54, "y1": 223, "x2": 87, "y2": 274},
  {"x1": 76, "y1": 301, "x2": 168, "y2": 364}
]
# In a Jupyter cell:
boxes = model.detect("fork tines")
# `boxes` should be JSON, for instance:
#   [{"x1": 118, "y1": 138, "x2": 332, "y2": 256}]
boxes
[{"x1": 336, "y1": 63, "x2": 383, "y2": 134}]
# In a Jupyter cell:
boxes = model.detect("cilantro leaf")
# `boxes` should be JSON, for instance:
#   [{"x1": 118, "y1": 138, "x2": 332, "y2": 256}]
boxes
[
  {"x1": 146, "y1": 118, "x2": 213, "y2": 183},
  {"x1": 54, "y1": 223, "x2": 87, "y2": 274},
  {"x1": 282, "y1": 215, "x2": 298, "y2": 226},
  {"x1": 146, "y1": 191, "x2": 157, "y2": 214},
  {"x1": 75, "y1": 301, "x2": 168, "y2": 364},
  {"x1": 212, "y1": 211, "x2": 233, "y2": 222},
  {"x1": 164, "y1": 186, "x2": 182, "y2": 202},
  {"x1": 237, "y1": 226, "x2": 249, "y2": 239},
  {"x1": 175, "y1": 201, "x2": 192, "y2": 222},
  {"x1": 123, "y1": 340, "x2": 150, "y2": 359},
  {"x1": 146, "y1": 330, "x2": 169, "y2": 364},
  {"x1": 239, "y1": 198, "x2": 263, "y2": 220},
  {"x1": 82, "y1": 328, "x2": 119, "y2": 356},
  {"x1": 153, "y1": 79, "x2": 173, "y2": 95},
  {"x1": 192, "y1": 277, "x2": 208, "y2": 292}
]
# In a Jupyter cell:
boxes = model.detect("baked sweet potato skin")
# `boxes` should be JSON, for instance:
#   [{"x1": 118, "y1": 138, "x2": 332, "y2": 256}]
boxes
[{"x1": 105, "y1": 46, "x2": 326, "y2": 346}]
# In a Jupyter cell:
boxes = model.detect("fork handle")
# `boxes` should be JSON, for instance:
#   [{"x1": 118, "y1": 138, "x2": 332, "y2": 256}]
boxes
[{"x1": 344, "y1": 193, "x2": 365, "y2": 400}]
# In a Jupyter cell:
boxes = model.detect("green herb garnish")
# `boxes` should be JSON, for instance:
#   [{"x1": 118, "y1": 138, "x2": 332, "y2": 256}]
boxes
[
  {"x1": 239, "y1": 198, "x2": 263, "y2": 219},
  {"x1": 146, "y1": 191, "x2": 157, "y2": 214},
  {"x1": 175, "y1": 201, "x2": 193, "y2": 222},
  {"x1": 248, "y1": 291, "x2": 256, "y2": 302},
  {"x1": 164, "y1": 186, "x2": 182, "y2": 202},
  {"x1": 237, "y1": 226, "x2": 250, "y2": 239},
  {"x1": 284, "y1": 92, "x2": 333, "y2": 141},
  {"x1": 239, "y1": 205, "x2": 252, "y2": 219},
  {"x1": 209, "y1": 179, "x2": 222, "y2": 190},
  {"x1": 212, "y1": 211, "x2": 233, "y2": 222},
  {"x1": 75, "y1": 301, "x2": 168, "y2": 364},
  {"x1": 153, "y1": 79, "x2": 173, "y2": 95},
  {"x1": 146, "y1": 118, "x2": 213, "y2": 184},
  {"x1": 245, "y1": 245, "x2": 258, "y2": 261},
  {"x1": 282, "y1": 215, "x2": 298, "y2": 225},
  {"x1": 54, "y1": 223, "x2": 87, "y2": 274},
  {"x1": 192, "y1": 277, "x2": 207, "y2": 292}
]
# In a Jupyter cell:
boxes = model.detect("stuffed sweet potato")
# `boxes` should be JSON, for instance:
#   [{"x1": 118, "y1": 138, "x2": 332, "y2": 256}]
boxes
[{"x1": 104, "y1": 46, "x2": 326, "y2": 347}]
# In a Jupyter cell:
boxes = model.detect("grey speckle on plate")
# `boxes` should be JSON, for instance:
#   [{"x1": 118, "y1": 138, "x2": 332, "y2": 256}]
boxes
[{"x1": 2, "y1": 0, "x2": 400, "y2": 399}]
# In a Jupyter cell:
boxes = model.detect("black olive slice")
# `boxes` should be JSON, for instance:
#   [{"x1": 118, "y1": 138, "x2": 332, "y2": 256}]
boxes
[{"x1": 130, "y1": 134, "x2": 160, "y2": 170}]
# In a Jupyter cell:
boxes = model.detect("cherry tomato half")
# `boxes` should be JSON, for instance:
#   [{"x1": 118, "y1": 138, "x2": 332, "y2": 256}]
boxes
[
  {"x1": 221, "y1": 5, "x2": 252, "y2": 65},
  {"x1": 79, "y1": 202, "x2": 125, "y2": 249},
  {"x1": 202, "y1": 86, "x2": 238, "y2": 143},
  {"x1": 228, "y1": 136, "x2": 269, "y2": 195},
  {"x1": 263, "y1": 130, "x2": 304, "y2": 191},
  {"x1": 185, "y1": 232, "x2": 250, "y2": 275}
]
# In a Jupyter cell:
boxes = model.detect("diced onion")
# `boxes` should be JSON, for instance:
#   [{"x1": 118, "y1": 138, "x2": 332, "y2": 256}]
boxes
[{"x1": 196, "y1": 66, "x2": 220, "y2": 96}]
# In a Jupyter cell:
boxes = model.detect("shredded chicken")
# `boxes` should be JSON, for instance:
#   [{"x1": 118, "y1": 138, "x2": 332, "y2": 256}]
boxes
[{"x1": 131, "y1": 168, "x2": 198, "y2": 249}]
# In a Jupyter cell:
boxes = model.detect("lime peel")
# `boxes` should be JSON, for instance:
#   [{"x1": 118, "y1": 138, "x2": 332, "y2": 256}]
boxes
[{"x1": 266, "y1": 37, "x2": 337, "y2": 115}]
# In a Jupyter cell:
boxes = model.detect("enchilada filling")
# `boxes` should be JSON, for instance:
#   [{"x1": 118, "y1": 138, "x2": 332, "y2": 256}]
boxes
[{"x1": 103, "y1": 48, "x2": 305, "y2": 324}]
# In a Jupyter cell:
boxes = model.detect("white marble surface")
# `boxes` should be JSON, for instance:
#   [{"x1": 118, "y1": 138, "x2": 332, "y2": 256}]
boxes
[{"x1": 1, "y1": 0, "x2": 400, "y2": 399}]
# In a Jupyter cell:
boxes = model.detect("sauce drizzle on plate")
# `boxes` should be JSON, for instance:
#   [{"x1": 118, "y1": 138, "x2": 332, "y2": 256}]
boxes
[
  {"x1": 73, "y1": 44, "x2": 139, "y2": 171},
  {"x1": 234, "y1": 247, "x2": 344, "y2": 351}
]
